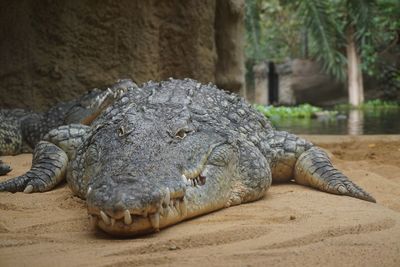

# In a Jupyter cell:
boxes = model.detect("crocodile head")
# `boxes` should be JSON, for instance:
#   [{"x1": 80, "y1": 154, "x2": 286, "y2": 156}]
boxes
[{"x1": 80, "y1": 100, "x2": 239, "y2": 235}]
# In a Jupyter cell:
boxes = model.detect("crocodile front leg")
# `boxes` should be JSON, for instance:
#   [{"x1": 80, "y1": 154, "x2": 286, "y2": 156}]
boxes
[
  {"x1": 0, "y1": 141, "x2": 68, "y2": 192},
  {"x1": 0, "y1": 124, "x2": 90, "y2": 193}
]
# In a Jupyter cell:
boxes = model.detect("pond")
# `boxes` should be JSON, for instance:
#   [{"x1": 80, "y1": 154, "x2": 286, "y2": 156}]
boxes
[{"x1": 270, "y1": 109, "x2": 400, "y2": 135}]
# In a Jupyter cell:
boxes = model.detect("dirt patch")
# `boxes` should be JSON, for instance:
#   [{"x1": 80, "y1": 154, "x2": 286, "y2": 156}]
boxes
[{"x1": 320, "y1": 140, "x2": 400, "y2": 165}]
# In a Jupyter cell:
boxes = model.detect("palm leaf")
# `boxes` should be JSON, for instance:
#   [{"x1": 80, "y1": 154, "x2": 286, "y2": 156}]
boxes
[{"x1": 296, "y1": 0, "x2": 347, "y2": 80}]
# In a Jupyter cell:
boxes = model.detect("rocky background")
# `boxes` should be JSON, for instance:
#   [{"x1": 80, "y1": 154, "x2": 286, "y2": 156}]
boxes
[{"x1": 0, "y1": 0, "x2": 245, "y2": 111}]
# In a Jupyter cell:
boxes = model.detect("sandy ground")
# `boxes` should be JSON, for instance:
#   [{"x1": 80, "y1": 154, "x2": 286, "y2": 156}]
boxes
[{"x1": 0, "y1": 135, "x2": 400, "y2": 267}]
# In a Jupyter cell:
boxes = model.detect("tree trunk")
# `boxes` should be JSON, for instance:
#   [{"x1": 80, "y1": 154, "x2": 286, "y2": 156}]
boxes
[{"x1": 346, "y1": 26, "x2": 364, "y2": 106}]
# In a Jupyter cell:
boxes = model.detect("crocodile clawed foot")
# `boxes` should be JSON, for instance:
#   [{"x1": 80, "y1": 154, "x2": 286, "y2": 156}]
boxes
[{"x1": 0, "y1": 141, "x2": 68, "y2": 193}]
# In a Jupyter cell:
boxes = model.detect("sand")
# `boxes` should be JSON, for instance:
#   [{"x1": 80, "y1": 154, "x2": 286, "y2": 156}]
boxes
[{"x1": 0, "y1": 135, "x2": 400, "y2": 267}]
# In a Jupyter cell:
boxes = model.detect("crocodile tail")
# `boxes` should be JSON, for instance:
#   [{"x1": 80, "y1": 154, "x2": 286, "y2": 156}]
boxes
[
  {"x1": 0, "y1": 174, "x2": 30, "y2": 192},
  {"x1": 0, "y1": 141, "x2": 68, "y2": 193},
  {"x1": 294, "y1": 146, "x2": 376, "y2": 203}
]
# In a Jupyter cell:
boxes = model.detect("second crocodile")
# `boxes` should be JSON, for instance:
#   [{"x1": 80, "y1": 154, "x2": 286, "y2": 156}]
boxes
[{"x1": 0, "y1": 79, "x2": 135, "y2": 174}]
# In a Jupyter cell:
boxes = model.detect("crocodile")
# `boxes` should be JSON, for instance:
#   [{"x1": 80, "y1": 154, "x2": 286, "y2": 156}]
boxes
[
  {"x1": 0, "y1": 160, "x2": 11, "y2": 175},
  {"x1": 0, "y1": 78, "x2": 376, "y2": 236},
  {"x1": 0, "y1": 79, "x2": 135, "y2": 174}
]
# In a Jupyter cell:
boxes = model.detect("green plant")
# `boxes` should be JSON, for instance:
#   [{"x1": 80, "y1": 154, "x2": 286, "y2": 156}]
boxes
[
  {"x1": 245, "y1": 0, "x2": 400, "y2": 106},
  {"x1": 255, "y1": 103, "x2": 337, "y2": 119},
  {"x1": 334, "y1": 99, "x2": 400, "y2": 110}
]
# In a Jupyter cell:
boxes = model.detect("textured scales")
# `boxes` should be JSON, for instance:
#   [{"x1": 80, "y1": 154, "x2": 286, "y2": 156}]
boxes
[
  {"x1": 0, "y1": 78, "x2": 375, "y2": 236},
  {"x1": 0, "y1": 79, "x2": 135, "y2": 175},
  {"x1": 0, "y1": 79, "x2": 134, "y2": 156}
]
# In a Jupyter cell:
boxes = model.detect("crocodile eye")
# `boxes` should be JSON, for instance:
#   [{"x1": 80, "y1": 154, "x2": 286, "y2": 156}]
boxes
[
  {"x1": 175, "y1": 129, "x2": 187, "y2": 139},
  {"x1": 117, "y1": 125, "x2": 133, "y2": 137},
  {"x1": 118, "y1": 126, "x2": 125, "y2": 136},
  {"x1": 175, "y1": 128, "x2": 194, "y2": 139}
]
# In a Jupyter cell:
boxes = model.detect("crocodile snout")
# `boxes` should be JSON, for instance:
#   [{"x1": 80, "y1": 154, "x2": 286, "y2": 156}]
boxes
[{"x1": 86, "y1": 179, "x2": 187, "y2": 235}]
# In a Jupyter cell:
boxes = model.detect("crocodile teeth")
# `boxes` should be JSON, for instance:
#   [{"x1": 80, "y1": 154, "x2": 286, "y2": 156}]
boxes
[
  {"x1": 182, "y1": 174, "x2": 191, "y2": 186},
  {"x1": 181, "y1": 198, "x2": 187, "y2": 217},
  {"x1": 169, "y1": 202, "x2": 177, "y2": 215},
  {"x1": 86, "y1": 186, "x2": 92, "y2": 197},
  {"x1": 164, "y1": 188, "x2": 171, "y2": 206},
  {"x1": 124, "y1": 210, "x2": 132, "y2": 225},
  {"x1": 163, "y1": 206, "x2": 170, "y2": 217},
  {"x1": 111, "y1": 218, "x2": 116, "y2": 227},
  {"x1": 23, "y1": 185, "x2": 33, "y2": 193},
  {"x1": 160, "y1": 207, "x2": 166, "y2": 217},
  {"x1": 149, "y1": 213, "x2": 160, "y2": 230},
  {"x1": 89, "y1": 215, "x2": 98, "y2": 229},
  {"x1": 181, "y1": 174, "x2": 188, "y2": 183},
  {"x1": 174, "y1": 200, "x2": 180, "y2": 214},
  {"x1": 100, "y1": 211, "x2": 111, "y2": 225}
]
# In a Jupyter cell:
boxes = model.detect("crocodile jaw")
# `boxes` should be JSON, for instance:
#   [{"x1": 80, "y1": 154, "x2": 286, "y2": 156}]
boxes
[
  {"x1": 89, "y1": 197, "x2": 188, "y2": 236},
  {"x1": 87, "y1": 164, "x2": 233, "y2": 236}
]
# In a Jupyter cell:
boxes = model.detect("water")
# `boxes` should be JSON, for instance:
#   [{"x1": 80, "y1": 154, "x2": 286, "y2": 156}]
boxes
[{"x1": 270, "y1": 109, "x2": 400, "y2": 135}]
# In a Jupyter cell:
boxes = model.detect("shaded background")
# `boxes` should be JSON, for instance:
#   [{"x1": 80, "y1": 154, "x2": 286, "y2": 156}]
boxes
[{"x1": 0, "y1": 0, "x2": 246, "y2": 111}]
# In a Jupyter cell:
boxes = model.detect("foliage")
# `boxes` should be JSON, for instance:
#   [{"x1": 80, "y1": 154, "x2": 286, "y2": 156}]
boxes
[
  {"x1": 335, "y1": 99, "x2": 400, "y2": 110},
  {"x1": 362, "y1": 99, "x2": 400, "y2": 109},
  {"x1": 365, "y1": 0, "x2": 400, "y2": 76},
  {"x1": 245, "y1": 0, "x2": 400, "y2": 81},
  {"x1": 294, "y1": 0, "x2": 384, "y2": 81},
  {"x1": 245, "y1": 0, "x2": 302, "y2": 64},
  {"x1": 295, "y1": 0, "x2": 347, "y2": 80},
  {"x1": 256, "y1": 100, "x2": 399, "y2": 121},
  {"x1": 255, "y1": 103, "x2": 337, "y2": 119},
  {"x1": 377, "y1": 64, "x2": 400, "y2": 100},
  {"x1": 244, "y1": 0, "x2": 302, "y2": 90},
  {"x1": 245, "y1": 0, "x2": 261, "y2": 62}
]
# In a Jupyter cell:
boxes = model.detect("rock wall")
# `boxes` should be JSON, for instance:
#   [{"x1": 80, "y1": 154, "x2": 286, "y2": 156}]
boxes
[
  {"x1": 0, "y1": 0, "x2": 245, "y2": 111},
  {"x1": 215, "y1": 0, "x2": 246, "y2": 96},
  {"x1": 290, "y1": 59, "x2": 346, "y2": 105}
]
